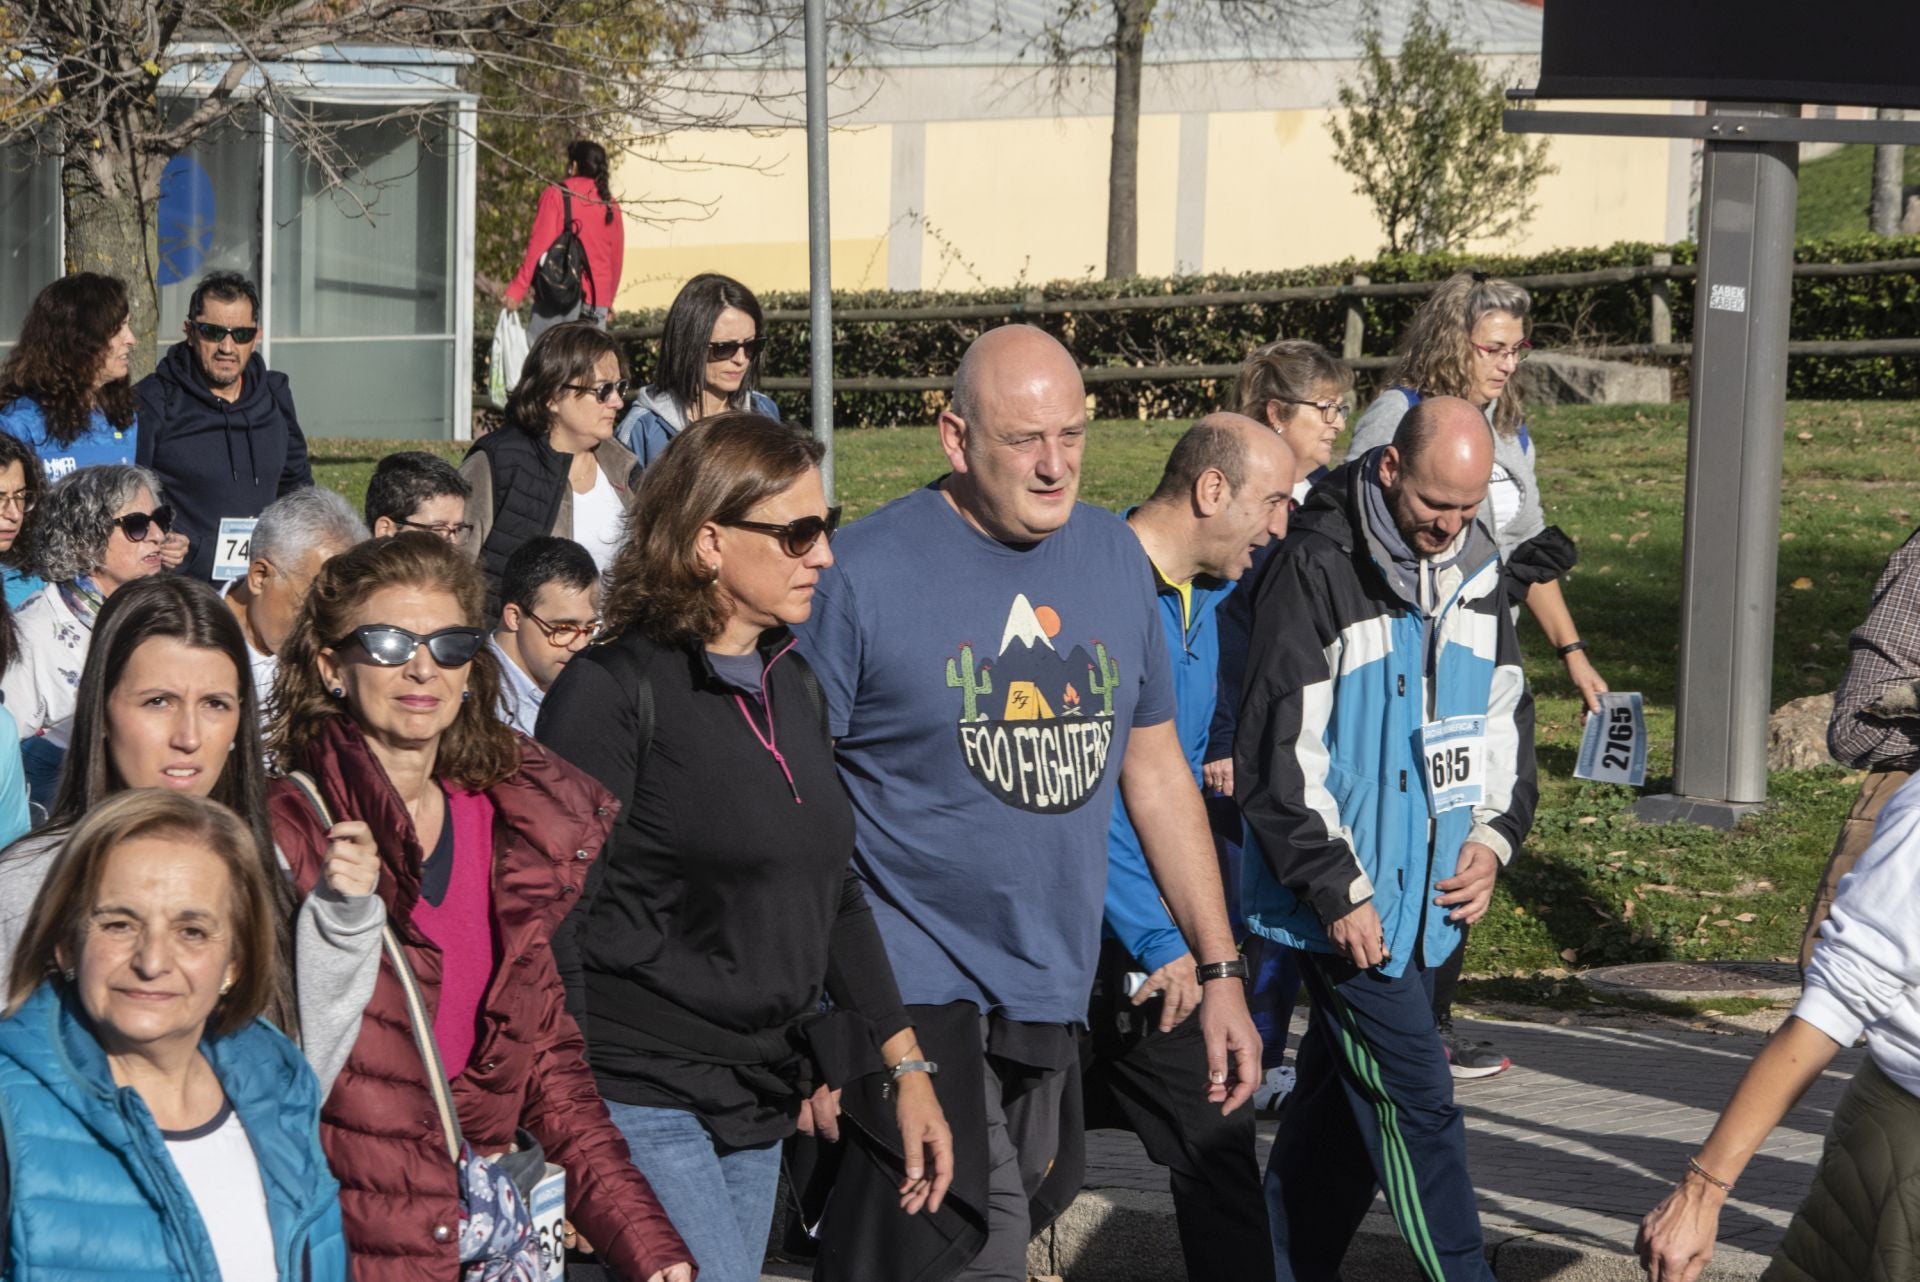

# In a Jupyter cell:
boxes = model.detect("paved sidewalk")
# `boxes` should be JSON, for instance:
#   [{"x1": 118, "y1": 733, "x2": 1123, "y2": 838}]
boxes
[
  {"x1": 1051, "y1": 1015, "x2": 1858, "y2": 1280},
  {"x1": 762, "y1": 1015, "x2": 1854, "y2": 1280}
]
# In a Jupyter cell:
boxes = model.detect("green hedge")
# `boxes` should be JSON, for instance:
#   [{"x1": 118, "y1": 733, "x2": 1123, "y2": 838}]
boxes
[{"x1": 512, "y1": 235, "x2": 1920, "y2": 427}]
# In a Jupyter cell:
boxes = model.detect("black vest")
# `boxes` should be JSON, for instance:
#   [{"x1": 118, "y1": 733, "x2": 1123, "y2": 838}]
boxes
[{"x1": 467, "y1": 424, "x2": 570, "y2": 616}]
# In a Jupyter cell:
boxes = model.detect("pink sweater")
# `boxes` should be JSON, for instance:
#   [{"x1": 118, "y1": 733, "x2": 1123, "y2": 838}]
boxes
[{"x1": 412, "y1": 787, "x2": 499, "y2": 1078}]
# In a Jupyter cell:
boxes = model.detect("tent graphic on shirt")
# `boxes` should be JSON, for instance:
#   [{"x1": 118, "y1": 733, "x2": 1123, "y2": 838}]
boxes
[{"x1": 946, "y1": 593, "x2": 1120, "y2": 813}]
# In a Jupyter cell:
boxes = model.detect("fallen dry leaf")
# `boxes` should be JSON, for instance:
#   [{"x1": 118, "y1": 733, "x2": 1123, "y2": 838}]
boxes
[
  {"x1": 1791, "y1": 577, "x2": 1814, "y2": 590},
  {"x1": 1734, "y1": 912, "x2": 1756, "y2": 923},
  {"x1": 1559, "y1": 948, "x2": 1579, "y2": 962}
]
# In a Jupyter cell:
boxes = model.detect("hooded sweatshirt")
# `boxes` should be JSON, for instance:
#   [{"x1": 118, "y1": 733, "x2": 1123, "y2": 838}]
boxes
[
  {"x1": 613, "y1": 384, "x2": 780, "y2": 467},
  {"x1": 135, "y1": 343, "x2": 313, "y2": 582}
]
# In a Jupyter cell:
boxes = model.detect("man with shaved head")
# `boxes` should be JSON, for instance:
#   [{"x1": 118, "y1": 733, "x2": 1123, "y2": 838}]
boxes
[
  {"x1": 1236, "y1": 394, "x2": 1537, "y2": 1281},
  {"x1": 1080, "y1": 412, "x2": 1292, "y2": 1279},
  {"x1": 795, "y1": 326, "x2": 1261, "y2": 1279}
]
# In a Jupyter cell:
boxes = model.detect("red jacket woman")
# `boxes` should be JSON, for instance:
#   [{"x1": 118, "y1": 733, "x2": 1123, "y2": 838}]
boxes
[
  {"x1": 505, "y1": 141, "x2": 623, "y2": 335},
  {"x1": 267, "y1": 533, "x2": 690, "y2": 1282}
]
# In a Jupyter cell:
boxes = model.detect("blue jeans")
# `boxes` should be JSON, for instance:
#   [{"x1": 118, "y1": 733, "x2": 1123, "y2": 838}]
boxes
[{"x1": 603, "y1": 1100, "x2": 782, "y2": 1282}]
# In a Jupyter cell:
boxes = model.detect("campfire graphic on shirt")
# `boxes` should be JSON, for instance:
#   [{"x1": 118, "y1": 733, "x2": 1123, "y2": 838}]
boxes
[{"x1": 946, "y1": 593, "x2": 1119, "y2": 813}]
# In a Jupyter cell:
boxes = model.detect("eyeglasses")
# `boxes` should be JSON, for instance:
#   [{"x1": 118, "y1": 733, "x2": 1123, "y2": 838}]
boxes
[
  {"x1": 398, "y1": 518, "x2": 475, "y2": 542},
  {"x1": 191, "y1": 321, "x2": 259, "y2": 345},
  {"x1": 707, "y1": 338, "x2": 766, "y2": 363},
  {"x1": 112, "y1": 505, "x2": 174, "y2": 542},
  {"x1": 1470, "y1": 339, "x2": 1533, "y2": 365},
  {"x1": 330, "y1": 624, "x2": 487, "y2": 668},
  {"x1": 1272, "y1": 396, "x2": 1351, "y2": 425},
  {"x1": 563, "y1": 379, "x2": 630, "y2": 404},
  {"x1": 522, "y1": 609, "x2": 604, "y2": 648},
  {"x1": 0, "y1": 490, "x2": 35, "y2": 516},
  {"x1": 724, "y1": 506, "x2": 841, "y2": 558}
]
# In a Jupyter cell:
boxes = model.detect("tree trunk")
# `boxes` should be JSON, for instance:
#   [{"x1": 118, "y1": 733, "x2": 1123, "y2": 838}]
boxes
[
  {"x1": 1871, "y1": 107, "x2": 1905, "y2": 238},
  {"x1": 1103, "y1": 0, "x2": 1151, "y2": 281},
  {"x1": 61, "y1": 147, "x2": 162, "y2": 379}
]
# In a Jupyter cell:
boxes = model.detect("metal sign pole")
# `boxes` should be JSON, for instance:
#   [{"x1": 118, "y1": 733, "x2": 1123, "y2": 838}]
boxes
[
  {"x1": 1635, "y1": 102, "x2": 1799, "y2": 828},
  {"x1": 802, "y1": 0, "x2": 835, "y2": 500}
]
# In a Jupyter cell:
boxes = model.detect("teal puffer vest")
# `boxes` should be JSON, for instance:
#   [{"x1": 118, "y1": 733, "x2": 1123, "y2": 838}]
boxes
[{"x1": 0, "y1": 983, "x2": 349, "y2": 1281}]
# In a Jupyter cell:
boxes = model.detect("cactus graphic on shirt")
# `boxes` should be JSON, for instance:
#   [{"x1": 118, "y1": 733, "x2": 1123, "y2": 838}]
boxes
[
  {"x1": 1086, "y1": 641, "x2": 1119, "y2": 717},
  {"x1": 945, "y1": 643, "x2": 994, "y2": 722}
]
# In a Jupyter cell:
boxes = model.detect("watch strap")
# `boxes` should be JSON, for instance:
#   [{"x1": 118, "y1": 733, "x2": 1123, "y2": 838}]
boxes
[{"x1": 1196, "y1": 958, "x2": 1250, "y2": 983}]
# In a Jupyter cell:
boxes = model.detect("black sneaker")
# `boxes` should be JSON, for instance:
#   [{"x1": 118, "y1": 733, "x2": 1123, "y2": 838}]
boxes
[{"x1": 1438, "y1": 1017, "x2": 1510, "y2": 1080}]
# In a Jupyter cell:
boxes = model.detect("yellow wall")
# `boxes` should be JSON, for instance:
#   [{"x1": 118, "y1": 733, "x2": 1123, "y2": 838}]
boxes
[
  {"x1": 610, "y1": 94, "x2": 1680, "y2": 307},
  {"x1": 613, "y1": 124, "x2": 892, "y2": 308}
]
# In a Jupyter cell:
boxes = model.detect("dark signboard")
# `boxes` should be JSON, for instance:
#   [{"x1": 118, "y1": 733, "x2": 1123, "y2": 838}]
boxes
[{"x1": 1536, "y1": 2, "x2": 1920, "y2": 110}]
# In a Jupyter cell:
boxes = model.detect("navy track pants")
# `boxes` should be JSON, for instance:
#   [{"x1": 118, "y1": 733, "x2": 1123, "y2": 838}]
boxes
[{"x1": 1265, "y1": 948, "x2": 1493, "y2": 1282}]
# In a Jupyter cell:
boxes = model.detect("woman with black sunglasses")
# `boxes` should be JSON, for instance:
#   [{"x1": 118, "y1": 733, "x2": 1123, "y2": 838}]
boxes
[
  {"x1": 265, "y1": 531, "x2": 694, "y2": 1282},
  {"x1": 463, "y1": 321, "x2": 640, "y2": 613},
  {"x1": 537, "y1": 413, "x2": 950, "y2": 1282},
  {"x1": 0, "y1": 464, "x2": 175, "y2": 810},
  {"x1": 615, "y1": 272, "x2": 780, "y2": 468}
]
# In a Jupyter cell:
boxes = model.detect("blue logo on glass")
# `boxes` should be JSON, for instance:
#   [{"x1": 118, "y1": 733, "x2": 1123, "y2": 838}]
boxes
[{"x1": 156, "y1": 155, "x2": 216, "y2": 286}]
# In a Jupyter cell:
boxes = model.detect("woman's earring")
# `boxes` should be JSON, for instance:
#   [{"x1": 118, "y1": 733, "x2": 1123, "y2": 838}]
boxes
[
  {"x1": 331, "y1": 686, "x2": 345, "y2": 699},
  {"x1": 461, "y1": 690, "x2": 471, "y2": 703},
  {"x1": 219, "y1": 977, "x2": 233, "y2": 996},
  {"x1": 60, "y1": 967, "x2": 75, "y2": 982}
]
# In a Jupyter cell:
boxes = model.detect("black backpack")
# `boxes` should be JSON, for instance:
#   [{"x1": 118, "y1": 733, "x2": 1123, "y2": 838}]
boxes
[{"x1": 531, "y1": 187, "x2": 594, "y2": 317}]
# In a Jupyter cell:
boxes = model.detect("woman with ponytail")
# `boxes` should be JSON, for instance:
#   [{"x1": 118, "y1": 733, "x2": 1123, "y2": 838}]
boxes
[{"x1": 504, "y1": 140, "x2": 626, "y2": 344}]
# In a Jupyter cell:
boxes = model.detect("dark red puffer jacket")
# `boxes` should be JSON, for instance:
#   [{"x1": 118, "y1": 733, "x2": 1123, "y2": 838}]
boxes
[{"x1": 270, "y1": 715, "x2": 692, "y2": 1282}]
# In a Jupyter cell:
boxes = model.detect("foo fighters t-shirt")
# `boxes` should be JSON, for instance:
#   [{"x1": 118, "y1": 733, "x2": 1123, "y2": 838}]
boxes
[{"x1": 795, "y1": 481, "x2": 1174, "y2": 1025}]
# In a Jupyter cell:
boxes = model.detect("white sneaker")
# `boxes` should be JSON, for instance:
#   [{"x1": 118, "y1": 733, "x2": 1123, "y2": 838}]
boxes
[{"x1": 1253, "y1": 1065, "x2": 1296, "y2": 1113}]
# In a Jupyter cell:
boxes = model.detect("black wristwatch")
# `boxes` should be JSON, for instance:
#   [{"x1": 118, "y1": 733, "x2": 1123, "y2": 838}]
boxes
[{"x1": 1196, "y1": 958, "x2": 1250, "y2": 984}]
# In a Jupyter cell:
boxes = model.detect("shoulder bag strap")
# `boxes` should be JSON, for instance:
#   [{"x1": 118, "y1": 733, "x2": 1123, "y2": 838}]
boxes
[{"x1": 286, "y1": 771, "x2": 463, "y2": 1163}]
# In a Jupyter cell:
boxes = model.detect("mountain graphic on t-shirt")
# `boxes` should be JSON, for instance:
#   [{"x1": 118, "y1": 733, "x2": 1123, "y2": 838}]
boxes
[
  {"x1": 949, "y1": 594, "x2": 1124, "y2": 813},
  {"x1": 987, "y1": 596, "x2": 1096, "y2": 721},
  {"x1": 998, "y1": 593, "x2": 1057, "y2": 655}
]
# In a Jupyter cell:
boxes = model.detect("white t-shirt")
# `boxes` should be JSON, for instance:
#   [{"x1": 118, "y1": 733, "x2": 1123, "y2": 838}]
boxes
[
  {"x1": 163, "y1": 1100, "x2": 277, "y2": 1281},
  {"x1": 220, "y1": 582, "x2": 279, "y2": 717},
  {"x1": 570, "y1": 464, "x2": 624, "y2": 573}
]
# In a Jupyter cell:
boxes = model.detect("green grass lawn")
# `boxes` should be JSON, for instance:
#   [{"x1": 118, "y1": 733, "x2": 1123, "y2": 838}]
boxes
[
  {"x1": 315, "y1": 401, "x2": 1920, "y2": 981},
  {"x1": 1797, "y1": 142, "x2": 1920, "y2": 239}
]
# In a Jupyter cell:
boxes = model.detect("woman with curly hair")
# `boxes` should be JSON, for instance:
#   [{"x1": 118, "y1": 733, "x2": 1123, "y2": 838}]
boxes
[
  {"x1": 1344, "y1": 269, "x2": 1606, "y2": 1082},
  {"x1": 0, "y1": 431, "x2": 48, "y2": 607},
  {"x1": 0, "y1": 464, "x2": 174, "y2": 808},
  {"x1": 0, "y1": 274, "x2": 140, "y2": 479}
]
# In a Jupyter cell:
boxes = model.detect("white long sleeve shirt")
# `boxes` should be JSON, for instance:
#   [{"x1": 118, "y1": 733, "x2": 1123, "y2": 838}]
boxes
[{"x1": 1798, "y1": 771, "x2": 1920, "y2": 1097}]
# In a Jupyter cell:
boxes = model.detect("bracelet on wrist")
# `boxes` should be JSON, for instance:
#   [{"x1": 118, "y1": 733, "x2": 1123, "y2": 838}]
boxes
[
  {"x1": 890, "y1": 1058, "x2": 938, "y2": 1080},
  {"x1": 1196, "y1": 958, "x2": 1250, "y2": 984},
  {"x1": 1686, "y1": 1155, "x2": 1735, "y2": 1194},
  {"x1": 1557, "y1": 640, "x2": 1588, "y2": 658}
]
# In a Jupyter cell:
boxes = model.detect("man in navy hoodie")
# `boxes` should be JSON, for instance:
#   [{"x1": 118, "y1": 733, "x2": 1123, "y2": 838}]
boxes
[{"x1": 136, "y1": 271, "x2": 313, "y2": 582}]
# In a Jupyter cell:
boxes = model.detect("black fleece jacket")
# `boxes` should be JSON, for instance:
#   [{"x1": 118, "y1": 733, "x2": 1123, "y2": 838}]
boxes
[
  {"x1": 135, "y1": 344, "x2": 312, "y2": 581},
  {"x1": 536, "y1": 625, "x2": 911, "y2": 1148}
]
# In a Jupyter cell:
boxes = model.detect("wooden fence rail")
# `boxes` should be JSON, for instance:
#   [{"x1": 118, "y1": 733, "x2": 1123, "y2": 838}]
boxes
[{"x1": 607, "y1": 253, "x2": 1920, "y2": 395}]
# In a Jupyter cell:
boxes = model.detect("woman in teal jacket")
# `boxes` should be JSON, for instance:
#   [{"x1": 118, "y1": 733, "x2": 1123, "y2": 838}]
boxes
[{"x1": 0, "y1": 790, "x2": 348, "y2": 1281}]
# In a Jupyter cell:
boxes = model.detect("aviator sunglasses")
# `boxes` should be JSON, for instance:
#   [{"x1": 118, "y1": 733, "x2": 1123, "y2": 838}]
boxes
[
  {"x1": 330, "y1": 624, "x2": 487, "y2": 668},
  {"x1": 112, "y1": 505, "x2": 174, "y2": 542},
  {"x1": 724, "y1": 506, "x2": 842, "y2": 558},
  {"x1": 192, "y1": 321, "x2": 259, "y2": 344}
]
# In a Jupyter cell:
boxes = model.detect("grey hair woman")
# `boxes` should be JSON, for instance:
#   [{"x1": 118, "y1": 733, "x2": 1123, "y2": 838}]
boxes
[{"x1": 0, "y1": 463, "x2": 174, "y2": 810}]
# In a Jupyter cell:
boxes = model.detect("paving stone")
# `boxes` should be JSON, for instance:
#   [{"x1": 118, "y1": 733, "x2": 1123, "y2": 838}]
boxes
[{"x1": 1063, "y1": 1017, "x2": 1860, "y2": 1280}]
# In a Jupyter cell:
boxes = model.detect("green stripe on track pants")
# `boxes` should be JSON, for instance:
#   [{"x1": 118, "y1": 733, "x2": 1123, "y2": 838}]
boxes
[{"x1": 1264, "y1": 948, "x2": 1493, "y2": 1282}]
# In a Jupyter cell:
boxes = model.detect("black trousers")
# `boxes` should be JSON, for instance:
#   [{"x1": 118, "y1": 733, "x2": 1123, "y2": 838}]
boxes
[{"x1": 1082, "y1": 941, "x2": 1272, "y2": 1282}]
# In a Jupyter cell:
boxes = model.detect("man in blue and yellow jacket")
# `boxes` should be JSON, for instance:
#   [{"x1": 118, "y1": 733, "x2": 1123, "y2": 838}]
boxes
[
  {"x1": 1237, "y1": 396, "x2": 1536, "y2": 1282},
  {"x1": 1091, "y1": 412, "x2": 1295, "y2": 1282}
]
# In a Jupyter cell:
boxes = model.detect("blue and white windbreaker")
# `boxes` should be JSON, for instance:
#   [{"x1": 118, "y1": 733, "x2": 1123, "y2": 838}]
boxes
[{"x1": 1235, "y1": 453, "x2": 1537, "y2": 976}]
